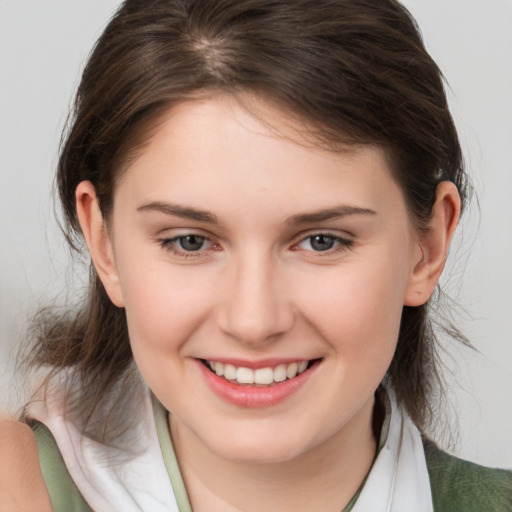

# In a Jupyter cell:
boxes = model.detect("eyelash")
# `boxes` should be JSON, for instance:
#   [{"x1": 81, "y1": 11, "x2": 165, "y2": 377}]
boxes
[{"x1": 158, "y1": 232, "x2": 353, "y2": 259}]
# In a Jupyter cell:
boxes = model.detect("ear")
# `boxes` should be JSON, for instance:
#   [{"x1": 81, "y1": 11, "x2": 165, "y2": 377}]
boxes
[
  {"x1": 404, "y1": 181, "x2": 461, "y2": 306},
  {"x1": 75, "y1": 181, "x2": 125, "y2": 308}
]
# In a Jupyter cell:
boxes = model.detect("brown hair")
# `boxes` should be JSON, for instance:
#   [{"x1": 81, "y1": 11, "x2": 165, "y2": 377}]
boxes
[{"x1": 25, "y1": 0, "x2": 468, "y2": 434}]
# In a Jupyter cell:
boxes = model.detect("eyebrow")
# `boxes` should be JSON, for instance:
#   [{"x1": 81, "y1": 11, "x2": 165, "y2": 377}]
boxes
[
  {"x1": 138, "y1": 201, "x2": 376, "y2": 225},
  {"x1": 286, "y1": 205, "x2": 377, "y2": 225},
  {"x1": 137, "y1": 201, "x2": 218, "y2": 223}
]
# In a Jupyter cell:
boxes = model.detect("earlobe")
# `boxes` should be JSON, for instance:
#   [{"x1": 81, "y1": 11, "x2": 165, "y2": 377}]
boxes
[
  {"x1": 404, "y1": 181, "x2": 461, "y2": 307},
  {"x1": 75, "y1": 181, "x2": 125, "y2": 308}
]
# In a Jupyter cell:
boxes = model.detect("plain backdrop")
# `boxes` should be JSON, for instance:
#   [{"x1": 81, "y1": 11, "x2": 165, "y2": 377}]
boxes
[{"x1": 1, "y1": 1, "x2": 511, "y2": 468}]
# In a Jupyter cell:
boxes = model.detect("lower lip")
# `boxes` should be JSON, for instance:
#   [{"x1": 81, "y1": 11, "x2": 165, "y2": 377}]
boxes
[{"x1": 196, "y1": 360, "x2": 319, "y2": 408}]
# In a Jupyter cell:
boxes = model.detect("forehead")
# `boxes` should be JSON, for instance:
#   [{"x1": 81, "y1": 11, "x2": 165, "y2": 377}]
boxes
[
  {"x1": 116, "y1": 91, "x2": 392, "y2": 178},
  {"x1": 113, "y1": 95, "x2": 407, "y2": 224}
]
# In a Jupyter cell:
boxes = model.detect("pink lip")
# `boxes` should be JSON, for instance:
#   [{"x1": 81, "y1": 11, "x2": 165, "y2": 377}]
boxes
[{"x1": 195, "y1": 359, "x2": 319, "y2": 408}]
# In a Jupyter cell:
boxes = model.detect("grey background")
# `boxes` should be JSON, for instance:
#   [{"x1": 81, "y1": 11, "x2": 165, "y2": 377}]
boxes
[{"x1": 1, "y1": 0, "x2": 511, "y2": 467}]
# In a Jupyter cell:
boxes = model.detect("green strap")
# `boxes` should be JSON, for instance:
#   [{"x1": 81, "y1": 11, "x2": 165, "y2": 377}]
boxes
[
  {"x1": 154, "y1": 400, "x2": 194, "y2": 512},
  {"x1": 30, "y1": 420, "x2": 92, "y2": 512}
]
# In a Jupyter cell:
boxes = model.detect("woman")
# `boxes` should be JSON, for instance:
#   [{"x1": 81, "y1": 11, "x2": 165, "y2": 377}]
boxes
[{"x1": 1, "y1": 1, "x2": 510, "y2": 511}]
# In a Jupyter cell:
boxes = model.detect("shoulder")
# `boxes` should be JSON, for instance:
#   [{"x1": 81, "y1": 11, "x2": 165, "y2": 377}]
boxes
[
  {"x1": 423, "y1": 438, "x2": 512, "y2": 512},
  {"x1": 0, "y1": 416, "x2": 53, "y2": 512}
]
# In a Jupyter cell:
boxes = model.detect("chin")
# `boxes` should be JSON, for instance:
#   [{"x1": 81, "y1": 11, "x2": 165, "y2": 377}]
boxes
[
  {"x1": 224, "y1": 443, "x2": 304, "y2": 465},
  {"x1": 204, "y1": 423, "x2": 317, "y2": 465}
]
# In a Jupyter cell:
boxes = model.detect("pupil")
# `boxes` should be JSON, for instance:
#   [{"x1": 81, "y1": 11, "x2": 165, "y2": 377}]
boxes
[
  {"x1": 311, "y1": 235, "x2": 334, "y2": 251},
  {"x1": 180, "y1": 235, "x2": 204, "y2": 251}
]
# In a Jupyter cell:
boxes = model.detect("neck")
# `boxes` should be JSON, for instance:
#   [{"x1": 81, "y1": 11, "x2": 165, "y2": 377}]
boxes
[{"x1": 170, "y1": 398, "x2": 378, "y2": 512}]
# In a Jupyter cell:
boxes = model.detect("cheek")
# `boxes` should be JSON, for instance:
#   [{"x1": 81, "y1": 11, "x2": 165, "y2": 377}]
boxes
[
  {"x1": 115, "y1": 253, "x2": 213, "y2": 355},
  {"x1": 296, "y1": 251, "x2": 410, "y2": 359}
]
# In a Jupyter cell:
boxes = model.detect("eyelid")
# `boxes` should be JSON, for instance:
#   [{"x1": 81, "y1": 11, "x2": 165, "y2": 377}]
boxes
[{"x1": 293, "y1": 228, "x2": 354, "y2": 244}]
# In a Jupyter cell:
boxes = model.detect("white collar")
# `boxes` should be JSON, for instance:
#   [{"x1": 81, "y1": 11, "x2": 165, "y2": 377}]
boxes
[{"x1": 352, "y1": 390, "x2": 433, "y2": 512}]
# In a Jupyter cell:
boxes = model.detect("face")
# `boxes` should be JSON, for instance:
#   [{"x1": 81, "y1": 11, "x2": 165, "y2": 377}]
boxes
[{"x1": 102, "y1": 96, "x2": 422, "y2": 464}]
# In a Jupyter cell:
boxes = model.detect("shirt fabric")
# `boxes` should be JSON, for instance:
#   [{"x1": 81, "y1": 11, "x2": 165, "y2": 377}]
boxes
[{"x1": 30, "y1": 391, "x2": 512, "y2": 512}]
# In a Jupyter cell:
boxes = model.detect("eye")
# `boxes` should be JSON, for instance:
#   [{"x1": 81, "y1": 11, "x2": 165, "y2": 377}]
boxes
[
  {"x1": 174, "y1": 235, "x2": 208, "y2": 252},
  {"x1": 305, "y1": 234, "x2": 336, "y2": 252},
  {"x1": 295, "y1": 234, "x2": 353, "y2": 253},
  {"x1": 158, "y1": 234, "x2": 217, "y2": 256}
]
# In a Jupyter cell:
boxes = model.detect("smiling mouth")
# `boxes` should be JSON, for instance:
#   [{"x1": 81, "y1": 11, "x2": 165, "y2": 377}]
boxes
[{"x1": 202, "y1": 359, "x2": 319, "y2": 386}]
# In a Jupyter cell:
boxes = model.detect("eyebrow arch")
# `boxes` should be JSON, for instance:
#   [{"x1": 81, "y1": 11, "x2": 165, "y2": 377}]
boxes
[
  {"x1": 286, "y1": 205, "x2": 377, "y2": 225},
  {"x1": 137, "y1": 201, "x2": 218, "y2": 223}
]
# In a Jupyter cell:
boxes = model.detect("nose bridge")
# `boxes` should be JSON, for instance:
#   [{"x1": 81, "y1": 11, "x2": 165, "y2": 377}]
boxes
[{"x1": 218, "y1": 246, "x2": 293, "y2": 344}]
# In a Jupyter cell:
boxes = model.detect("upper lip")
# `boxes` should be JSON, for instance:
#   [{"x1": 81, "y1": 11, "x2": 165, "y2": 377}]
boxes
[{"x1": 199, "y1": 357, "x2": 319, "y2": 369}]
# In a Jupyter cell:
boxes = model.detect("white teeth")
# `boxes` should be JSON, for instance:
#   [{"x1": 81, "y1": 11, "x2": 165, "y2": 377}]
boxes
[
  {"x1": 273, "y1": 364, "x2": 287, "y2": 382},
  {"x1": 236, "y1": 367, "x2": 254, "y2": 384},
  {"x1": 254, "y1": 367, "x2": 274, "y2": 385},
  {"x1": 215, "y1": 362, "x2": 224, "y2": 376},
  {"x1": 286, "y1": 362, "x2": 298, "y2": 379},
  {"x1": 224, "y1": 363, "x2": 237, "y2": 380},
  {"x1": 206, "y1": 360, "x2": 311, "y2": 385}
]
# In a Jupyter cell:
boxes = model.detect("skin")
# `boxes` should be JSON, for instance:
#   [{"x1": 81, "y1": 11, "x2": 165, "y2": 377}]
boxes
[
  {"x1": 75, "y1": 95, "x2": 460, "y2": 512},
  {"x1": 0, "y1": 418, "x2": 52, "y2": 512}
]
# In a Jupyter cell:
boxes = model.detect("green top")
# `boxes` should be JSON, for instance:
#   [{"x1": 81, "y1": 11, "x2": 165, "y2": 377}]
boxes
[
  {"x1": 424, "y1": 439, "x2": 512, "y2": 512},
  {"x1": 31, "y1": 407, "x2": 512, "y2": 512}
]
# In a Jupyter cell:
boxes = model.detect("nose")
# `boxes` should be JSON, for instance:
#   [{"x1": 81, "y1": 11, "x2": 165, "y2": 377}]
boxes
[{"x1": 216, "y1": 250, "x2": 294, "y2": 346}]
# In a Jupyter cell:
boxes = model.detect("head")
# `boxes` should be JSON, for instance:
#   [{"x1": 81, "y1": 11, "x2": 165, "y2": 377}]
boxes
[{"x1": 47, "y1": 0, "x2": 466, "y2": 439}]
